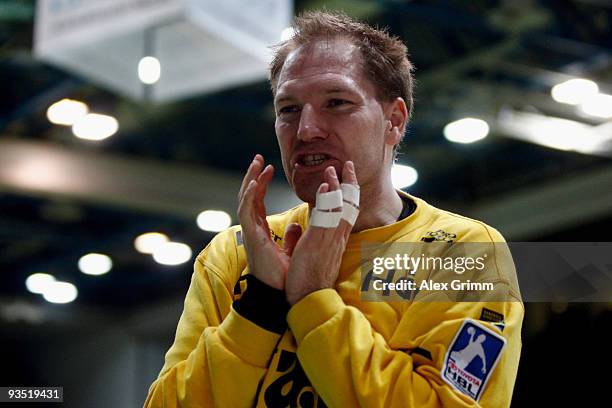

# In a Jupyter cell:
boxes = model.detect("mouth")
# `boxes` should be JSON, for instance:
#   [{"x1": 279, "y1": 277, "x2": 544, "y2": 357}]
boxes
[
  {"x1": 300, "y1": 153, "x2": 329, "y2": 167},
  {"x1": 292, "y1": 153, "x2": 339, "y2": 172}
]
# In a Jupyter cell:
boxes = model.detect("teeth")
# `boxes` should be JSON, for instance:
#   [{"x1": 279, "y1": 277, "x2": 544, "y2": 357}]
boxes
[{"x1": 303, "y1": 154, "x2": 328, "y2": 166}]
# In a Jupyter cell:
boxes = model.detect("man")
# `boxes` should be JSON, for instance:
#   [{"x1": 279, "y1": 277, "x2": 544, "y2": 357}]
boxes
[{"x1": 145, "y1": 11, "x2": 522, "y2": 408}]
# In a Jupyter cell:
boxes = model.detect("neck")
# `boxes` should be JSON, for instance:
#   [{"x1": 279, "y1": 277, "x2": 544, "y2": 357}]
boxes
[
  {"x1": 306, "y1": 176, "x2": 403, "y2": 232},
  {"x1": 352, "y1": 179, "x2": 403, "y2": 232}
]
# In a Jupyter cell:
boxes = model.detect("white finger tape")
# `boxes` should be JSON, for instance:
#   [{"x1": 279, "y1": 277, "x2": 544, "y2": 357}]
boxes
[
  {"x1": 340, "y1": 183, "x2": 360, "y2": 226},
  {"x1": 316, "y1": 189, "x2": 343, "y2": 210},
  {"x1": 310, "y1": 208, "x2": 342, "y2": 228},
  {"x1": 341, "y1": 203, "x2": 359, "y2": 226},
  {"x1": 341, "y1": 183, "x2": 360, "y2": 206}
]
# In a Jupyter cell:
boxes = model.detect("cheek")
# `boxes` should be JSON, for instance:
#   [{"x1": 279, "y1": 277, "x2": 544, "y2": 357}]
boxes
[
  {"x1": 275, "y1": 122, "x2": 295, "y2": 164},
  {"x1": 350, "y1": 117, "x2": 386, "y2": 171},
  {"x1": 347, "y1": 112, "x2": 385, "y2": 150},
  {"x1": 275, "y1": 122, "x2": 288, "y2": 147}
]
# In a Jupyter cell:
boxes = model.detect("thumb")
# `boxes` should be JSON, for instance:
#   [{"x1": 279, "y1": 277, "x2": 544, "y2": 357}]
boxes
[{"x1": 283, "y1": 222, "x2": 302, "y2": 256}]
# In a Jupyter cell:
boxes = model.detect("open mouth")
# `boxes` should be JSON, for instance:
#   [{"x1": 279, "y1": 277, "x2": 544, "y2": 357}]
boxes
[{"x1": 299, "y1": 153, "x2": 330, "y2": 167}]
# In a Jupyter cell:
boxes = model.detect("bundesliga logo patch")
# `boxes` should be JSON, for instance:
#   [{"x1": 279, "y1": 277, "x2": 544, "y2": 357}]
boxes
[{"x1": 442, "y1": 319, "x2": 506, "y2": 401}]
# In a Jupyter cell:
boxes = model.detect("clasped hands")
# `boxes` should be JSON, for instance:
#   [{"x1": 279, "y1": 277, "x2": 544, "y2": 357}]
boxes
[{"x1": 237, "y1": 154, "x2": 359, "y2": 305}]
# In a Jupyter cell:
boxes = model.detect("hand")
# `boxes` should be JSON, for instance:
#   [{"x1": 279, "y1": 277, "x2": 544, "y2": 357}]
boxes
[
  {"x1": 237, "y1": 154, "x2": 303, "y2": 290},
  {"x1": 285, "y1": 161, "x2": 359, "y2": 305}
]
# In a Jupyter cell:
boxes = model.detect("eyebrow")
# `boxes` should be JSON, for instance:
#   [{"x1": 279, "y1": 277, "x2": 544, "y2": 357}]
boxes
[{"x1": 275, "y1": 88, "x2": 356, "y2": 105}]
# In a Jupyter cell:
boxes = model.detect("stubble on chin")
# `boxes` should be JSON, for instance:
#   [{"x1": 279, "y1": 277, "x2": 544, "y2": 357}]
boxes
[
  {"x1": 295, "y1": 183, "x2": 318, "y2": 206},
  {"x1": 291, "y1": 174, "x2": 321, "y2": 206}
]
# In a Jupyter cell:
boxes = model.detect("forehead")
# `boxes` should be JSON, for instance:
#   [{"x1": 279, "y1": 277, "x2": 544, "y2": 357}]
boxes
[{"x1": 275, "y1": 39, "x2": 375, "y2": 99}]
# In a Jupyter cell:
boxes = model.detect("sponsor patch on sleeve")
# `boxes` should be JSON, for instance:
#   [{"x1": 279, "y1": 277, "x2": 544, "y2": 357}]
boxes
[
  {"x1": 480, "y1": 307, "x2": 506, "y2": 331},
  {"x1": 441, "y1": 319, "x2": 506, "y2": 401}
]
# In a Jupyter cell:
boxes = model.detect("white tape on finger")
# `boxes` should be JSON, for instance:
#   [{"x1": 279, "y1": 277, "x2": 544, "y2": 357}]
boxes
[
  {"x1": 341, "y1": 183, "x2": 360, "y2": 206},
  {"x1": 340, "y1": 183, "x2": 360, "y2": 226},
  {"x1": 310, "y1": 208, "x2": 342, "y2": 227},
  {"x1": 342, "y1": 203, "x2": 359, "y2": 225},
  {"x1": 311, "y1": 184, "x2": 359, "y2": 228},
  {"x1": 316, "y1": 189, "x2": 343, "y2": 210}
]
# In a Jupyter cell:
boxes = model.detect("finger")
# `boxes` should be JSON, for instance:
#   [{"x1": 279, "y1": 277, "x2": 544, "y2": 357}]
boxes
[
  {"x1": 239, "y1": 164, "x2": 271, "y2": 222},
  {"x1": 283, "y1": 222, "x2": 303, "y2": 256},
  {"x1": 308, "y1": 182, "x2": 338, "y2": 231},
  {"x1": 242, "y1": 165, "x2": 275, "y2": 228},
  {"x1": 238, "y1": 154, "x2": 264, "y2": 201},
  {"x1": 337, "y1": 161, "x2": 360, "y2": 236},
  {"x1": 322, "y1": 166, "x2": 342, "y2": 234},
  {"x1": 238, "y1": 179, "x2": 258, "y2": 224},
  {"x1": 325, "y1": 166, "x2": 341, "y2": 196},
  {"x1": 253, "y1": 165, "x2": 274, "y2": 217},
  {"x1": 238, "y1": 156, "x2": 262, "y2": 203},
  {"x1": 341, "y1": 160, "x2": 358, "y2": 186},
  {"x1": 237, "y1": 181, "x2": 258, "y2": 247},
  {"x1": 239, "y1": 180, "x2": 274, "y2": 254},
  {"x1": 256, "y1": 164, "x2": 274, "y2": 196}
]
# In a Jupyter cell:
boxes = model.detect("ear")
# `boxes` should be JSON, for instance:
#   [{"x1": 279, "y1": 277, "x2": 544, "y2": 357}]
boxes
[{"x1": 384, "y1": 97, "x2": 408, "y2": 146}]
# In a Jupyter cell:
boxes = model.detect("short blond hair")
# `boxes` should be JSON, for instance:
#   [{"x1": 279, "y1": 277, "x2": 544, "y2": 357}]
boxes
[{"x1": 269, "y1": 10, "x2": 415, "y2": 120}]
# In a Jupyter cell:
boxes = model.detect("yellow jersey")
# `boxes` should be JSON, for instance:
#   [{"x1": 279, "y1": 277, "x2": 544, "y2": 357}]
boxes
[{"x1": 144, "y1": 192, "x2": 523, "y2": 407}]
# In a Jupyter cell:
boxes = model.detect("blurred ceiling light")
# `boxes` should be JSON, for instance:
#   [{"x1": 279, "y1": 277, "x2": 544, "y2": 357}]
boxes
[
  {"x1": 497, "y1": 109, "x2": 610, "y2": 154},
  {"x1": 280, "y1": 27, "x2": 296, "y2": 41},
  {"x1": 391, "y1": 164, "x2": 418, "y2": 189},
  {"x1": 78, "y1": 253, "x2": 112, "y2": 276},
  {"x1": 46, "y1": 98, "x2": 88, "y2": 125},
  {"x1": 138, "y1": 56, "x2": 161, "y2": 84},
  {"x1": 197, "y1": 210, "x2": 232, "y2": 232},
  {"x1": 42, "y1": 281, "x2": 78, "y2": 304},
  {"x1": 551, "y1": 78, "x2": 598, "y2": 105},
  {"x1": 72, "y1": 113, "x2": 118, "y2": 140},
  {"x1": 134, "y1": 232, "x2": 169, "y2": 254},
  {"x1": 152, "y1": 242, "x2": 193, "y2": 266},
  {"x1": 580, "y1": 93, "x2": 612, "y2": 119},
  {"x1": 531, "y1": 119, "x2": 590, "y2": 151},
  {"x1": 25, "y1": 273, "x2": 56, "y2": 294},
  {"x1": 444, "y1": 118, "x2": 489, "y2": 144}
]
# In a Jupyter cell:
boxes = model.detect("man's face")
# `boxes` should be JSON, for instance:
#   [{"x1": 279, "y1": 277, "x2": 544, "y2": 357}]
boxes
[{"x1": 274, "y1": 38, "x2": 392, "y2": 204}]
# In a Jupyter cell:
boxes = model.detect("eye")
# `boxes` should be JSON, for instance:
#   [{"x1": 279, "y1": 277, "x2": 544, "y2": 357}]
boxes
[
  {"x1": 328, "y1": 99, "x2": 350, "y2": 108},
  {"x1": 278, "y1": 105, "x2": 300, "y2": 115}
]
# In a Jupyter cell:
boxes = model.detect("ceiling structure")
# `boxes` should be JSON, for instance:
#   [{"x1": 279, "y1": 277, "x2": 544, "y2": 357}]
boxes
[{"x1": 1, "y1": 0, "x2": 611, "y2": 314}]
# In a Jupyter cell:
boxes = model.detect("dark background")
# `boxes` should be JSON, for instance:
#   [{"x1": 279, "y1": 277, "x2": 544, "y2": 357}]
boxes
[{"x1": 1, "y1": 0, "x2": 611, "y2": 406}]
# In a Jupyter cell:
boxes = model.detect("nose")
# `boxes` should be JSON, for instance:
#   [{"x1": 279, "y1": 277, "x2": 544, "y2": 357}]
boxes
[{"x1": 297, "y1": 104, "x2": 327, "y2": 142}]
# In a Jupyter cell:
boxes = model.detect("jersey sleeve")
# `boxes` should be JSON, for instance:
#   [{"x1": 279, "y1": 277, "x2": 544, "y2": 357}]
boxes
[
  {"x1": 143, "y1": 232, "x2": 283, "y2": 408},
  {"x1": 286, "y1": 227, "x2": 523, "y2": 408}
]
